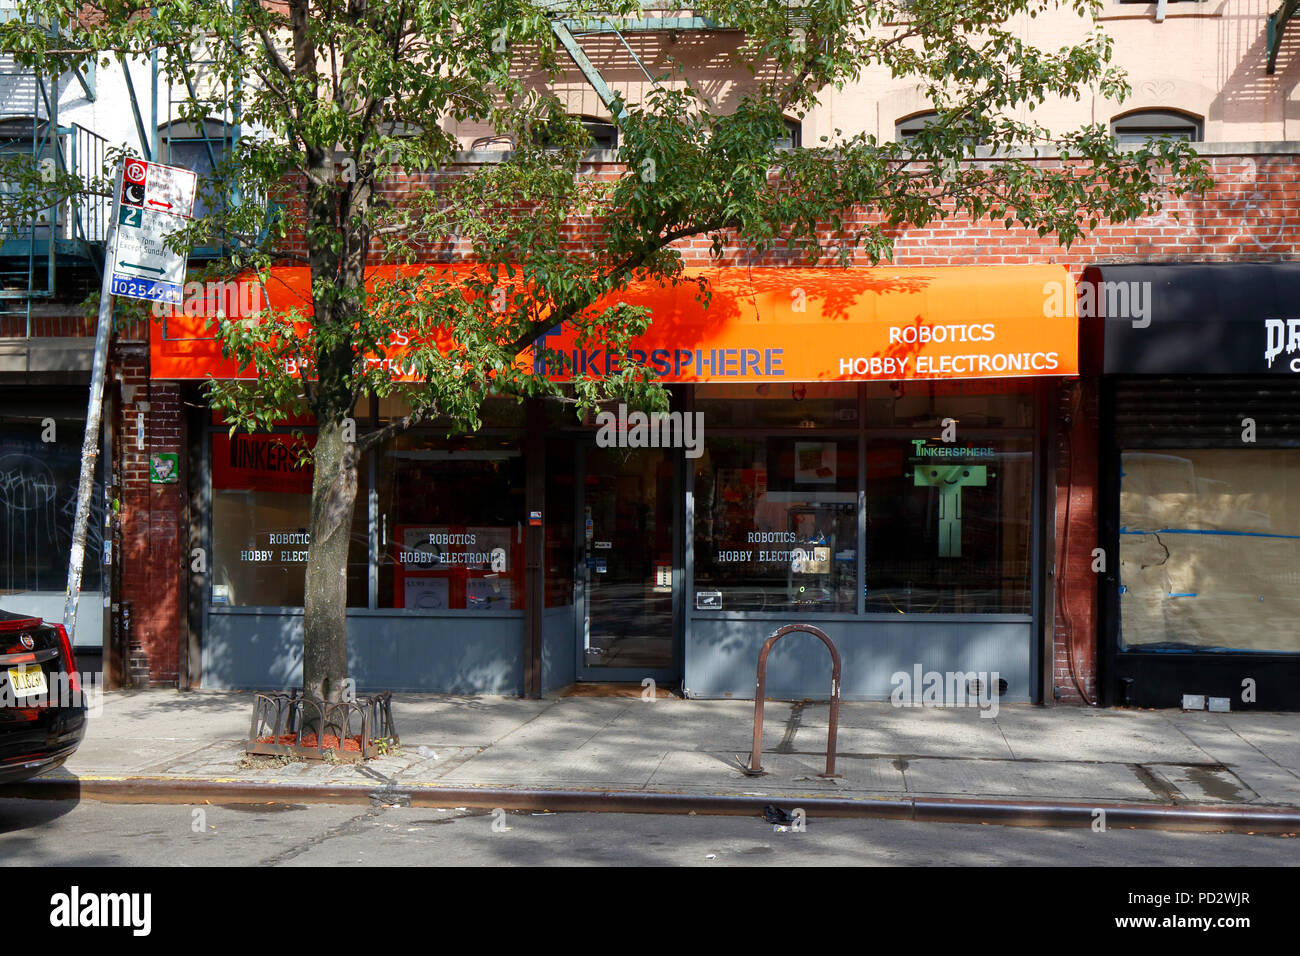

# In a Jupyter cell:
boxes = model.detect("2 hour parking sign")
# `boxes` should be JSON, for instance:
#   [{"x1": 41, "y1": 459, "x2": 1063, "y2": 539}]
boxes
[{"x1": 109, "y1": 159, "x2": 198, "y2": 305}]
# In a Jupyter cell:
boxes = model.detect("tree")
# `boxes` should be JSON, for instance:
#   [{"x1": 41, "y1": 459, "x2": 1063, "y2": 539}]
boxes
[{"x1": 2, "y1": 0, "x2": 1210, "y2": 712}]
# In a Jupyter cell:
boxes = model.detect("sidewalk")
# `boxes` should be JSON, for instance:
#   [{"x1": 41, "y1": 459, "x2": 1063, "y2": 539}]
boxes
[{"x1": 19, "y1": 690, "x2": 1300, "y2": 819}]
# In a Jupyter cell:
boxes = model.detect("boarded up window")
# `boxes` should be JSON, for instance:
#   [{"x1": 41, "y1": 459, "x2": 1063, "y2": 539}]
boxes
[{"x1": 1119, "y1": 449, "x2": 1300, "y2": 653}]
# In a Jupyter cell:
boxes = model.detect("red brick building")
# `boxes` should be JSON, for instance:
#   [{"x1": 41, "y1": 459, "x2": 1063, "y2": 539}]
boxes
[{"x1": 99, "y1": 147, "x2": 1300, "y2": 708}]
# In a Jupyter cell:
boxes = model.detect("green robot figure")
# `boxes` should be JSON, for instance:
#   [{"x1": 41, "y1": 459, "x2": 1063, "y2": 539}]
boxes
[{"x1": 912, "y1": 465, "x2": 987, "y2": 558}]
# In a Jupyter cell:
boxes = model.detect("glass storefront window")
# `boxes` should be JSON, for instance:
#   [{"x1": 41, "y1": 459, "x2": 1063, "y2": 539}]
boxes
[
  {"x1": 1119, "y1": 449, "x2": 1300, "y2": 653},
  {"x1": 863, "y1": 380, "x2": 1035, "y2": 428},
  {"x1": 864, "y1": 436, "x2": 1033, "y2": 614},
  {"x1": 693, "y1": 436, "x2": 857, "y2": 612},
  {"x1": 0, "y1": 419, "x2": 102, "y2": 594},
  {"x1": 0, "y1": 412, "x2": 103, "y2": 640},
  {"x1": 375, "y1": 434, "x2": 525, "y2": 610},
  {"x1": 696, "y1": 383, "x2": 860, "y2": 428},
  {"x1": 210, "y1": 432, "x2": 368, "y2": 607},
  {"x1": 375, "y1": 393, "x2": 527, "y2": 430}
]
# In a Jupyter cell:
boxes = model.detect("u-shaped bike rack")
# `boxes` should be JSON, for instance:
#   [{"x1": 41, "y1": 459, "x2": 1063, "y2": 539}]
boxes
[{"x1": 743, "y1": 623, "x2": 842, "y2": 778}]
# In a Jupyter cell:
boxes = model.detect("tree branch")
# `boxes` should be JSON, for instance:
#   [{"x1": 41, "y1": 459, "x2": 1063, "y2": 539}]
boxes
[
  {"x1": 356, "y1": 402, "x2": 436, "y2": 454},
  {"x1": 254, "y1": 24, "x2": 295, "y2": 81}
]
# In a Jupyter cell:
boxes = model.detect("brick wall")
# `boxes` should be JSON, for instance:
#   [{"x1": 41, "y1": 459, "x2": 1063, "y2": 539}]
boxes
[
  {"x1": 115, "y1": 345, "x2": 184, "y2": 687},
  {"x1": 274, "y1": 153, "x2": 1300, "y2": 268}
]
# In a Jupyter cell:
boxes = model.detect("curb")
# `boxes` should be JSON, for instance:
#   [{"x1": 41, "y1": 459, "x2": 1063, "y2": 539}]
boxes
[{"x1": 6, "y1": 774, "x2": 1300, "y2": 833}]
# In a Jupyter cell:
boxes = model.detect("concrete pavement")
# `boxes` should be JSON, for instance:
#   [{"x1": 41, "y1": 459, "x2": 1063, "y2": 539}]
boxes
[
  {"x1": 4, "y1": 799, "x2": 1296, "y2": 867},
  {"x1": 10, "y1": 690, "x2": 1300, "y2": 822}
]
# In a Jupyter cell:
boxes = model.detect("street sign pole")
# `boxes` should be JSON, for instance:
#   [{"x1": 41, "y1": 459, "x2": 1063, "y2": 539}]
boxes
[
  {"x1": 64, "y1": 157, "x2": 196, "y2": 679},
  {"x1": 64, "y1": 165, "x2": 124, "y2": 652}
]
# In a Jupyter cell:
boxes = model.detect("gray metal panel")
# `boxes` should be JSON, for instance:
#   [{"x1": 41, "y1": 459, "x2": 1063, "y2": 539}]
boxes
[
  {"x1": 202, "y1": 610, "x2": 526, "y2": 694},
  {"x1": 684, "y1": 618, "x2": 1033, "y2": 701},
  {"x1": 541, "y1": 605, "x2": 576, "y2": 691},
  {"x1": 0, "y1": 338, "x2": 95, "y2": 373}
]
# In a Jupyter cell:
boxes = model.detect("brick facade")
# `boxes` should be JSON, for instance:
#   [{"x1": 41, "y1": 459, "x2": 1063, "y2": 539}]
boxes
[
  {"x1": 111, "y1": 149, "x2": 1300, "y2": 690},
  {"x1": 114, "y1": 344, "x2": 185, "y2": 687},
  {"x1": 275, "y1": 152, "x2": 1300, "y2": 268}
]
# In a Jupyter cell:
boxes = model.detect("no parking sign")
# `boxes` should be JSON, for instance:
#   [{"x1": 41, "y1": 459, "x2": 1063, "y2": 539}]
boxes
[{"x1": 109, "y1": 159, "x2": 198, "y2": 305}]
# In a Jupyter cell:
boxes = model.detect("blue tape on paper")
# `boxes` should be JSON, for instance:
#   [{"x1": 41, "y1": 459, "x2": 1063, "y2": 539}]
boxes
[{"x1": 1119, "y1": 527, "x2": 1300, "y2": 540}]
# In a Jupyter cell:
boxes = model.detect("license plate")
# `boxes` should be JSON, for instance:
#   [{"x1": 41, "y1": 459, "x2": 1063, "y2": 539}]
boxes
[{"x1": 6, "y1": 664, "x2": 48, "y2": 699}]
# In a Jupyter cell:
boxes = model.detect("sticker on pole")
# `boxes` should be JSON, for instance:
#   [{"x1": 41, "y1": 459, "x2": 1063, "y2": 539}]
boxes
[{"x1": 109, "y1": 159, "x2": 198, "y2": 305}]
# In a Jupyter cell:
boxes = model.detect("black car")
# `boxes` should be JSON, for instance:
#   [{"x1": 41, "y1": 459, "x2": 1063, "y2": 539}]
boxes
[{"x1": 0, "y1": 609, "x2": 87, "y2": 784}]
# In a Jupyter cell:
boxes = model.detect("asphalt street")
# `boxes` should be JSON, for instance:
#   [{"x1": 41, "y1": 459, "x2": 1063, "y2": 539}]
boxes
[{"x1": 1, "y1": 797, "x2": 1294, "y2": 866}]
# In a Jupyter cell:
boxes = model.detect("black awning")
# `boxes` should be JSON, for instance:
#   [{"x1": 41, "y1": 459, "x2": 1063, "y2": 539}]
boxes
[{"x1": 1080, "y1": 263, "x2": 1300, "y2": 376}]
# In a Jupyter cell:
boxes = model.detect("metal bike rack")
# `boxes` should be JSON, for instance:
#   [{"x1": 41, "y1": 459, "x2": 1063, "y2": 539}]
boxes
[{"x1": 743, "y1": 624, "x2": 842, "y2": 778}]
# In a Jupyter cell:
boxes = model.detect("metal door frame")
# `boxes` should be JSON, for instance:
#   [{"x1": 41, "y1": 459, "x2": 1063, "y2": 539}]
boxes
[{"x1": 573, "y1": 439, "x2": 683, "y2": 684}]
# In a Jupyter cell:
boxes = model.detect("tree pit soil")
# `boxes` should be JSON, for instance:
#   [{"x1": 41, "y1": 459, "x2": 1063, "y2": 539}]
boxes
[{"x1": 256, "y1": 733, "x2": 363, "y2": 754}]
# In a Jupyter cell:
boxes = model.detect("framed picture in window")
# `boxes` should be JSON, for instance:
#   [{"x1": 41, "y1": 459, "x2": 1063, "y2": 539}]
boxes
[{"x1": 794, "y1": 441, "x2": 837, "y2": 484}]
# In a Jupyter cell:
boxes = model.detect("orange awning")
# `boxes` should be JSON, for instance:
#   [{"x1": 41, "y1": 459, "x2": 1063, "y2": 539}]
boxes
[{"x1": 149, "y1": 264, "x2": 1076, "y2": 382}]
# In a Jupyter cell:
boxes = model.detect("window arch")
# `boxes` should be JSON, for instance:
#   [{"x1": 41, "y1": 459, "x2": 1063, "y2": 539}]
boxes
[
  {"x1": 0, "y1": 116, "x2": 51, "y2": 144},
  {"x1": 894, "y1": 110, "x2": 986, "y2": 152},
  {"x1": 577, "y1": 116, "x2": 617, "y2": 150},
  {"x1": 895, "y1": 110, "x2": 940, "y2": 141},
  {"x1": 530, "y1": 115, "x2": 618, "y2": 151},
  {"x1": 1110, "y1": 109, "x2": 1201, "y2": 145}
]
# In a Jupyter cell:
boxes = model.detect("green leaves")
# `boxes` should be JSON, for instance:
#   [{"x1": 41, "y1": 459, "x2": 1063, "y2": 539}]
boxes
[{"x1": 2, "y1": 0, "x2": 1212, "y2": 441}]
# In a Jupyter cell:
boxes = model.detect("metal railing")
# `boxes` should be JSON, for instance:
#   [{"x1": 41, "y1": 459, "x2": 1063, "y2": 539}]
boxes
[{"x1": 60, "y1": 123, "x2": 111, "y2": 245}]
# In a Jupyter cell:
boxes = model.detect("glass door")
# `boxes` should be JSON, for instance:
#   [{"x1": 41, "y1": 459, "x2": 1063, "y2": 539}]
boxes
[{"x1": 577, "y1": 445, "x2": 680, "y2": 681}]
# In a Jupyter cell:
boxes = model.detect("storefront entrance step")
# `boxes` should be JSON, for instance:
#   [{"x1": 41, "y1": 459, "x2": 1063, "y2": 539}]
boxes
[{"x1": 558, "y1": 682, "x2": 682, "y2": 699}]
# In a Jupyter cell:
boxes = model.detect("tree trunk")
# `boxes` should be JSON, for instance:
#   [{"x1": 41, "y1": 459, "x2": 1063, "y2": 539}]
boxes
[{"x1": 301, "y1": 414, "x2": 358, "y2": 724}]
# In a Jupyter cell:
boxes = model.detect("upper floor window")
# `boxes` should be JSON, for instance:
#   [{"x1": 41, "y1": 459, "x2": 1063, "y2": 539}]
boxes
[
  {"x1": 1110, "y1": 109, "x2": 1201, "y2": 145},
  {"x1": 580, "y1": 117, "x2": 617, "y2": 150},
  {"x1": 775, "y1": 117, "x2": 802, "y2": 150},
  {"x1": 530, "y1": 115, "x2": 617, "y2": 152},
  {"x1": 895, "y1": 111, "x2": 986, "y2": 151},
  {"x1": 159, "y1": 119, "x2": 234, "y2": 219},
  {"x1": 896, "y1": 111, "x2": 940, "y2": 142}
]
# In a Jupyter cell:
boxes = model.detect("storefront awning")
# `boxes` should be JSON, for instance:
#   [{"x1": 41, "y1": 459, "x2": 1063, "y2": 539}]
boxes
[
  {"x1": 150, "y1": 264, "x2": 1078, "y2": 383},
  {"x1": 1081, "y1": 263, "x2": 1300, "y2": 376}
]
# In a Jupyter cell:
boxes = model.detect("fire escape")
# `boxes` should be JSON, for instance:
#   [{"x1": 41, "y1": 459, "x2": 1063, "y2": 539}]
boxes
[
  {"x1": 0, "y1": 6, "x2": 110, "y2": 338},
  {"x1": 1, "y1": 2, "x2": 240, "y2": 345},
  {"x1": 547, "y1": 3, "x2": 726, "y2": 119},
  {"x1": 1268, "y1": 0, "x2": 1299, "y2": 74},
  {"x1": 544, "y1": 3, "x2": 809, "y2": 146}
]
